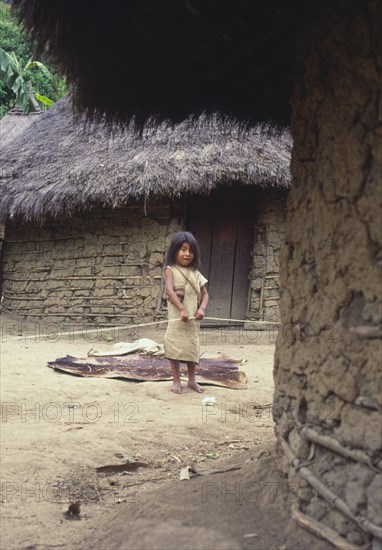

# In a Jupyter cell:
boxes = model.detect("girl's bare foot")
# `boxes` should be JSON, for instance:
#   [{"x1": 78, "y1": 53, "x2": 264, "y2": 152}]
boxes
[
  {"x1": 171, "y1": 381, "x2": 182, "y2": 394},
  {"x1": 187, "y1": 380, "x2": 204, "y2": 393}
]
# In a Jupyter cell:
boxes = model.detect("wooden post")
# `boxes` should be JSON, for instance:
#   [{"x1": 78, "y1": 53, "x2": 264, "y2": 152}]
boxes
[{"x1": 259, "y1": 202, "x2": 270, "y2": 321}]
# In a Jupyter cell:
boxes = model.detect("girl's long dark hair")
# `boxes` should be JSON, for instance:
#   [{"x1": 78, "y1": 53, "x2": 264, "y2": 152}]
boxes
[{"x1": 165, "y1": 231, "x2": 201, "y2": 269}]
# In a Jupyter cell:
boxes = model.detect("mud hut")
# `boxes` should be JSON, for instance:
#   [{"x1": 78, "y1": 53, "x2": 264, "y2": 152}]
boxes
[
  {"x1": 9, "y1": 0, "x2": 382, "y2": 548},
  {"x1": 0, "y1": 97, "x2": 291, "y2": 325},
  {"x1": 0, "y1": 109, "x2": 43, "y2": 298}
]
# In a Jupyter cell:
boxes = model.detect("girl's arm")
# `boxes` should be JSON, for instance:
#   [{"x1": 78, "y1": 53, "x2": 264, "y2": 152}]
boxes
[
  {"x1": 195, "y1": 285, "x2": 209, "y2": 320},
  {"x1": 164, "y1": 268, "x2": 189, "y2": 321}
]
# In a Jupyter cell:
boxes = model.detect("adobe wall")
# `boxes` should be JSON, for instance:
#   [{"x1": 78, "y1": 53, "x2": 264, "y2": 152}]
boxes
[
  {"x1": 2, "y1": 203, "x2": 184, "y2": 325},
  {"x1": 250, "y1": 189, "x2": 287, "y2": 323},
  {"x1": 2, "y1": 192, "x2": 287, "y2": 325},
  {"x1": 273, "y1": 1, "x2": 382, "y2": 546}
]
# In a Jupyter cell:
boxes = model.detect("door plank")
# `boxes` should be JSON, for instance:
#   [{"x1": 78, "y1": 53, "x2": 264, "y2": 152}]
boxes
[
  {"x1": 231, "y1": 189, "x2": 253, "y2": 319},
  {"x1": 207, "y1": 191, "x2": 238, "y2": 318},
  {"x1": 187, "y1": 195, "x2": 213, "y2": 281},
  {"x1": 187, "y1": 188, "x2": 253, "y2": 321}
]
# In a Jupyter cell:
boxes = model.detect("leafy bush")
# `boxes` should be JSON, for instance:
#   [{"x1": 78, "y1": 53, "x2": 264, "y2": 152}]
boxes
[{"x1": 0, "y1": 1, "x2": 67, "y2": 117}]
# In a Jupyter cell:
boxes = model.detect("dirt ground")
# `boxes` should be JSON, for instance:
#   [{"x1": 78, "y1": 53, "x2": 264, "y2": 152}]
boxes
[{"x1": 0, "y1": 313, "x2": 329, "y2": 550}]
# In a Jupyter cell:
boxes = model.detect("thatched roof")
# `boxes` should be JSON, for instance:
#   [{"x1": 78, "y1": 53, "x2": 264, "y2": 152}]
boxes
[
  {"x1": 0, "y1": 109, "x2": 42, "y2": 149},
  {"x1": 0, "y1": 97, "x2": 292, "y2": 224},
  {"x1": 13, "y1": 0, "x2": 333, "y2": 127}
]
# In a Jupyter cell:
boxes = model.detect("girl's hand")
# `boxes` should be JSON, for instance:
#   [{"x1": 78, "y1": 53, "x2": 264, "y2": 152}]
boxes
[
  {"x1": 180, "y1": 308, "x2": 189, "y2": 322},
  {"x1": 195, "y1": 307, "x2": 205, "y2": 320}
]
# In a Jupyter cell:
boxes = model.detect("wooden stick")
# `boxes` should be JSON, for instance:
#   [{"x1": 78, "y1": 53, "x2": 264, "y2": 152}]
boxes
[
  {"x1": 2, "y1": 260, "x2": 153, "y2": 269},
  {"x1": 291, "y1": 505, "x2": 366, "y2": 550},
  {"x1": 2, "y1": 295, "x2": 149, "y2": 301},
  {"x1": 155, "y1": 268, "x2": 166, "y2": 313},
  {"x1": 299, "y1": 426, "x2": 378, "y2": 471},
  {"x1": 355, "y1": 396, "x2": 381, "y2": 412},
  {"x1": 2, "y1": 296, "x2": 45, "y2": 301},
  {"x1": 282, "y1": 439, "x2": 382, "y2": 540},
  {"x1": 1, "y1": 308, "x2": 135, "y2": 317},
  {"x1": 6, "y1": 237, "x2": 82, "y2": 243},
  {"x1": 350, "y1": 326, "x2": 382, "y2": 339},
  {"x1": 5, "y1": 275, "x2": 162, "y2": 282},
  {"x1": 4, "y1": 268, "x2": 51, "y2": 273},
  {"x1": 259, "y1": 205, "x2": 271, "y2": 321},
  {"x1": 217, "y1": 439, "x2": 253, "y2": 445},
  {"x1": 190, "y1": 464, "x2": 244, "y2": 477}
]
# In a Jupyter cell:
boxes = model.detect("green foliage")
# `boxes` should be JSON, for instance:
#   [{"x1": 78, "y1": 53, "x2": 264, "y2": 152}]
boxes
[
  {"x1": 0, "y1": 2, "x2": 67, "y2": 117},
  {"x1": 0, "y1": 47, "x2": 53, "y2": 112}
]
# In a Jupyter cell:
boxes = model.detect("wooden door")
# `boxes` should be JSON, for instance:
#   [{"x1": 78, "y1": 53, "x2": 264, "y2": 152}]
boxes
[{"x1": 187, "y1": 187, "x2": 253, "y2": 321}]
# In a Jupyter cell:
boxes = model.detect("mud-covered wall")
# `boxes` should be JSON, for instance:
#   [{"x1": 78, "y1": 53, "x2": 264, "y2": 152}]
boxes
[
  {"x1": 2, "y1": 204, "x2": 184, "y2": 324},
  {"x1": 2, "y1": 192, "x2": 287, "y2": 325},
  {"x1": 274, "y1": 1, "x2": 382, "y2": 546},
  {"x1": 250, "y1": 190, "x2": 287, "y2": 323}
]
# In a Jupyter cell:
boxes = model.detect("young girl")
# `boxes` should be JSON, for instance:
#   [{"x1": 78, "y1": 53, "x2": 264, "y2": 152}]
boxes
[{"x1": 164, "y1": 231, "x2": 209, "y2": 394}]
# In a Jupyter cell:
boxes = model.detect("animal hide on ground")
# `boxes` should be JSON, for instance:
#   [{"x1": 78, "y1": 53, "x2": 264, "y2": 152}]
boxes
[{"x1": 47, "y1": 353, "x2": 247, "y2": 389}]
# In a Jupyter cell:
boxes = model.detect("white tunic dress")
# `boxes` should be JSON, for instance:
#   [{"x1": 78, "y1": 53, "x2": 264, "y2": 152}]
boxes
[{"x1": 164, "y1": 265, "x2": 208, "y2": 363}]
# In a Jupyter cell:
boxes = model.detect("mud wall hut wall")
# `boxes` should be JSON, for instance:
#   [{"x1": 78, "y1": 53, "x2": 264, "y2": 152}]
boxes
[
  {"x1": 273, "y1": 2, "x2": 382, "y2": 545},
  {"x1": 2, "y1": 192, "x2": 288, "y2": 324},
  {"x1": 250, "y1": 190, "x2": 287, "y2": 323},
  {"x1": 2, "y1": 204, "x2": 184, "y2": 324}
]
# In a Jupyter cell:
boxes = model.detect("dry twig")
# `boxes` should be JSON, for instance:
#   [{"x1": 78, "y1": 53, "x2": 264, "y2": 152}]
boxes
[
  {"x1": 282, "y1": 438, "x2": 382, "y2": 541},
  {"x1": 299, "y1": 426, "x2": 379, "y2": 472},
  {"x1": 291, "y1": 505, "x2": 367, "y2": 550}
]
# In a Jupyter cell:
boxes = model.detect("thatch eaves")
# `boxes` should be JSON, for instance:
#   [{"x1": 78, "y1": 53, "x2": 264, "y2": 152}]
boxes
[
  {"x1": 0, "y1": 97, "x2": 292, "y2": 224},
  {"x1": 12, "y1": 0, "x2": 333, "y2": 127}
]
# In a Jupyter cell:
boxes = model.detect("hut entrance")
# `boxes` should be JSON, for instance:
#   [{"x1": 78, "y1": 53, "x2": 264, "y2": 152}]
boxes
[{"x1": 187, "y1": 187, "x2": 253, "y2": 322}]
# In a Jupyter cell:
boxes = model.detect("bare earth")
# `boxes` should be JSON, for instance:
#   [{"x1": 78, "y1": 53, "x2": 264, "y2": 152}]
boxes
[{"x1": 0, "y1": 313, "x2": 327, "y2": 550}]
